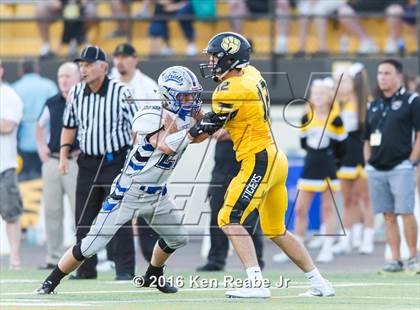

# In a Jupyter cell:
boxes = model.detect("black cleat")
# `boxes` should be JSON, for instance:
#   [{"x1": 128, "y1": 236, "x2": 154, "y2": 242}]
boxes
[
  {"x1": 38, "y1": 263, "x2": 56, "y2": 270},
  {"x1": 196, "y1": 263, "x2": 224, "y2": 272},
  {"x1": 115, "y1": 273, "x2": 135, "y2": 281},
  {"x1": 141, "y1": 275, "x2": 178, "y2": 294},
  {"x1": 34, "y1": 280, "x2": 56, "y2": 295},
  {"x1": 68, "y1": 273, "x2": 97, "y2": 280}
]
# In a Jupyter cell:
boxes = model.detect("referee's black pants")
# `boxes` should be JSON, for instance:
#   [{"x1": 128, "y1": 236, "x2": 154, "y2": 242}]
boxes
[
  {"x1": 75, "y1": 148, "x2": 135, "y2": 278},
  {"x1": 207, "y1": 185, "x2": 265, "y2": 269}
]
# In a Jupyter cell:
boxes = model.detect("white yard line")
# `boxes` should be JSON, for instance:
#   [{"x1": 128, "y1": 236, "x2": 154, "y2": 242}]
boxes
[
  {"x1": 0, "y1": 280, "x2": 39, "y2": 284},
  {"x1": 0, "y1": 302, "x2": 92, "y2": 307},
  {"x1": 2, "y1": 279, "x2": 419, "y2": 286},
  {"x1": 1, "y1": 295, "x2": 420, "y2": 308},
  {"x1": 1, "y1": 281, "x2": 419, "y2": 297}
]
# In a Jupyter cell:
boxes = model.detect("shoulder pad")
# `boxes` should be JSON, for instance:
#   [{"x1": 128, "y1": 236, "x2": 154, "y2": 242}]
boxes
[{"x1": 132, "y1": 105, "x2": 163, "y2": 134}]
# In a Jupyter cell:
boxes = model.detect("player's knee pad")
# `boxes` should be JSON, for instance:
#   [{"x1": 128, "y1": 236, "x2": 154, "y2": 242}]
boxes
[
  {"x1": 158, "y1": 239, "x2": 176, "y2": 254},
  {"x1": 159, "y1": 234, "x2": 188, "y2": 253},
  {"x1": 72, "y1": 243, "x2": 86, "y2": 261},
  {"x1": 174, "y1": 234, "x2": 189, "y2": 249}
]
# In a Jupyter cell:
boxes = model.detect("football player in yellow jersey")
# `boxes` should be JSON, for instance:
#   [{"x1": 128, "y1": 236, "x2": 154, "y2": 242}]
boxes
[{"x1": 197, "y1": 32, "x2": 335, "y2": 298}]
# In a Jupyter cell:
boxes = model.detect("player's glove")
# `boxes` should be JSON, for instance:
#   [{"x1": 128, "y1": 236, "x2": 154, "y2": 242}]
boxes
[
  {"x1": 202, "y1": 111, "x2": 229, "y2": 126},
  {"x1": 188, "y1": 118, "x2": 220, "y2": 138},
  {"x1": 188, "y1": 112, "x2": 231, "y2": 137},
  {"x1": 188, "y1": 121, "x2": 218, "y2": 137}
]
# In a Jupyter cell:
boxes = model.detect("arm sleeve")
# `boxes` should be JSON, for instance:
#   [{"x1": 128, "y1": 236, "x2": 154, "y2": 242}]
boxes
[{"x1": 62, "y1": 85, "x2": 79, "y2": 128}]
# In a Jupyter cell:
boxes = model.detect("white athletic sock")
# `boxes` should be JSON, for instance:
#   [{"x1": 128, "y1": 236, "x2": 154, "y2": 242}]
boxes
[
  {"x1": 319, "y1": 224, "x2": 326, "y2": 234},
  {"x1": 246, "y1": 266, "x2": 263, "y2": 288},
  {"x1": 352, "y1": 223, "x2": 363, "y2": 248},
  {"x1": 304, "y1": 268, "x2": 324, "y2": 286},
  {"x1": 362, "y1": 227, "x2": 375, "y2": 245},
  {"x1": 336, "y1": 230, "x2": 351, "y2": 249}
]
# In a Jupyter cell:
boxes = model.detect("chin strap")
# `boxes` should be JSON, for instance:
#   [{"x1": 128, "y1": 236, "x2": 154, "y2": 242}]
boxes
[{"x1": 178, "y1": 108, "x2": 189, "y2": 121}]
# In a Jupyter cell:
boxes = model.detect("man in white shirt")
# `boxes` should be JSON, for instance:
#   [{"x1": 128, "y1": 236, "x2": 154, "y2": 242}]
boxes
[
  {"x1": 111, "y1": 43, "x2": 161, "y2": 264},
  {"x1": 0, "y1": 60, "x2": 24, "y2": 270},
  {"x1": 110, "y1": 43, "x2": 160, "y2": 110}
]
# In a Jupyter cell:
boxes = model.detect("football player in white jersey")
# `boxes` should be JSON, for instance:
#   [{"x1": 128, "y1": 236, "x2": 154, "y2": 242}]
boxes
[{"x1": 35, "y1": 66, "x2": 217, "y2": 295}]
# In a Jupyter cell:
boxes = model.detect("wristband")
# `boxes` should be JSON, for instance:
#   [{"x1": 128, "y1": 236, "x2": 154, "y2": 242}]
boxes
[{"x1": 60, "y1": 144, "x2": 72, "y2": 149}]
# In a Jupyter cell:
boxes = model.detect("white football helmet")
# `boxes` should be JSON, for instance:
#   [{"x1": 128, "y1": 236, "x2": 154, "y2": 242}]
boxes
[{"x1": 158, "y1": 66, "x2": 203, "y2": 117}]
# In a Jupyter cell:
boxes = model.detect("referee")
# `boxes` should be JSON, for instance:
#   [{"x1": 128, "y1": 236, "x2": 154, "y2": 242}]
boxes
[{"x1": 59, "y1": 46, "x2": 137, "y2": 280}]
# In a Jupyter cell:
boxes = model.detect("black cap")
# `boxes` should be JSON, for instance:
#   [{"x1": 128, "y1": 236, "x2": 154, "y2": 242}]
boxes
[
  {"x1": 113, "y1": 43, "x2": 137, "y2": 57},
  {"x1": 74, "y1": 46, "x2": 107, "y2": 63}
]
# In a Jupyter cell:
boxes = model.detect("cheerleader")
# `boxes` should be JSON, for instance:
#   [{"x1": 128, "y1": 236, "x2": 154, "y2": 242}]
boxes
[
  {"x1": 293, "y1": 78, "x2": 347, "y2": 263},
  {"x1": 333, "y1": 63, "x2": 375, "y2": 255}
]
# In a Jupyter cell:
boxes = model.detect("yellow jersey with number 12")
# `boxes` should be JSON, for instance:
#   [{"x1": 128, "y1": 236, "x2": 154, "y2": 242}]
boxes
[{"x1": 211, "y1": 65, "x2": 274, "y2": 162}]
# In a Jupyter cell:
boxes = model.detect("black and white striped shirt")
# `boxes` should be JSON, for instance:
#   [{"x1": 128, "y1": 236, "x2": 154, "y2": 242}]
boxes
[{"x1": 63, "y1": 76, "x2": 138, "y2": 156}]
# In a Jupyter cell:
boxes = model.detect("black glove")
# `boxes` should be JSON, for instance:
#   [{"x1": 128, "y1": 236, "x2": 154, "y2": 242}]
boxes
[
  {"x1": 189, "y1": 118, "x2": 222, "y2": 137},
  {"x1": 202, "y1": 111, "x2": 228, "y2": 126},
  {"x1": 188, "y1": 112, "x2": 230, "y2": 138}
]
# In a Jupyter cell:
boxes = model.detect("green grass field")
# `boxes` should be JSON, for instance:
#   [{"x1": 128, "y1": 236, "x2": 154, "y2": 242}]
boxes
[{"x1": 1, "y1": 269, "x2": 419, "y2": 309}]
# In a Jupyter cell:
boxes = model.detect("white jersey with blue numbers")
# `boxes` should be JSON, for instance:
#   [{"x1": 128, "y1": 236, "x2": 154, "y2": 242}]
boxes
[{"x1": 104, "y1": 103, "x2": 194, "y2": 209}]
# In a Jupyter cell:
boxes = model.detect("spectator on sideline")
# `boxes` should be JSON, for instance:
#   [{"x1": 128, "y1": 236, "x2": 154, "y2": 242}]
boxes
[
  {"x1": 110, "y1": 43, "x2": 160, "y2": 109},
  {"x1": 13, "y1": 59, "x2": 57, "y2": 180},
  {"x1": 405, "y1": 75, "x2": 420, "y2": 196},
  {"x1": 334, "y1": 63, "x2": 375, "y2": 255},
  {"x1": 341, "y1": 0, "x2": 413, "y2": 54},
  {"x1": 36, "y1": 62, "x2": 80, "y2": 269},
  {"x1": 35, "y1": 0, "x2": 96, "y2": 59},
  {"x1": 385, "y1": 0, "x2": 418, "y2": 54},
  {"x1": 294, "y1": 0, "x2": 378, "y2": 56},
  {"x1": 407, "y1": 74, "x2": 420, "y2": 197},
  {"x1": 364, "y1": 59, "x2": 420, "y2": 273},
  {"x1": 108, "y1": 0, "x2": 152, "y2": 38},
  {"x1": 0, "y1": 60, "x2": 24, "y2": 270},
  {"x1": 60, "y1": 0, "x2": 96, "y2": 57},
  {"x1": 149, "y1": 0, "x2": 197, "y2": 56},
  {"x1": 228, "y1": 0, "x2": 291, "y2": 54}
]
